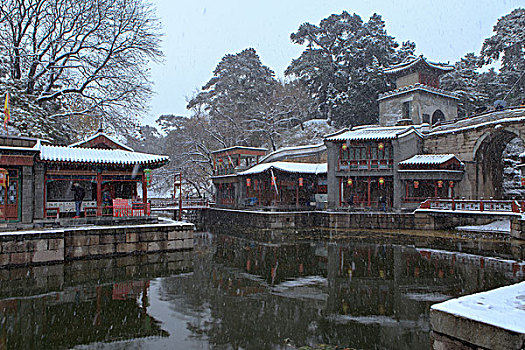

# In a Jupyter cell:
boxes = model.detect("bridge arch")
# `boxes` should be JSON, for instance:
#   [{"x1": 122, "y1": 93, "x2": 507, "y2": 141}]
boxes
[{"x1": 472, "y1": 127, "x2": 525, "y2": 199}]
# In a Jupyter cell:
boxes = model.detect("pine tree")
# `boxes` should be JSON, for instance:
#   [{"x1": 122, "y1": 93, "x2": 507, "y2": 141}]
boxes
[
  {"x1": 187, "y1": 48, "x2": 278, "y2": 147},
  {"x1": 286, "y1": 12, "x2": 411, "y2": 127},
  {"x1": 481, "y1": 8, "x2": 525, "y2": 106},
  {"x1": 441, "y1": 53, "x2": 489, "y2": 117}
]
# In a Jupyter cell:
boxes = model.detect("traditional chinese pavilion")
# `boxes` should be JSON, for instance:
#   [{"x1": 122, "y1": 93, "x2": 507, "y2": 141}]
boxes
[
  {"x1": 238, "y1": 161, "x2": 327, "y2": 209},
  {"x1": 398, "y1": 154, "x2": 464, "y2": 205},
  {"x1": 0, "y1": 130, "x2": 169, "y2": 223},
  {"x1": 211, "y1": 146, "x2": 267, "y2": 206}
]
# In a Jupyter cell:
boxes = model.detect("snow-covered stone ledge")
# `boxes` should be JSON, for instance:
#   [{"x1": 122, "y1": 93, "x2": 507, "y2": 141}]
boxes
[
  {"x1": 0, "y1": 220, "x2": 194, "y2": 267},
  {"x1": 430, "y1": 282, "x2": 525, "y2": 350}
]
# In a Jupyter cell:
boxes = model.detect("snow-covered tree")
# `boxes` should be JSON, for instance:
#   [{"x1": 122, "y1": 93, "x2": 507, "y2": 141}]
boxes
[
  {"x1": 481, "y1": 8, "x2": 525, "y2": 106},
  {"x1": 441, "y1": 53, "x2": 490, "y2": 117},
  {"x1": 187, "y1": 48, "x2": 278, "y2": 148},
  {"x1": 0, "y1": 0, "x2": 162, "y2": 141},
  {"x1": 286, "y1": 12, "x2": 409, "y2": 127},
  {"x1": 245, "y1": 81, "x2": 319, "y2": 151}
]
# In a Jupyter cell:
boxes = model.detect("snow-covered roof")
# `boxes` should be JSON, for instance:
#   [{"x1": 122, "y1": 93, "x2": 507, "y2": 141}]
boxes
[
  {"x1": 325, "y1": 125, "x2": 422, "y2": 142},
  {"x1": 377, "y1": 83, "x2": 459, "y2": 101},
  {"x1": 399, "y1": 154, "x2": 463, "y2": 166},
  {"x1": 428, "y1": 107, "x2": 525, "y2": 136},
  {"x1": 0, "y1": 145, "x2": 40, "y2": 152},
  {"x1": 211, "y1": 146, "x2": 267, "y2": 154},
  {"x1": 238, "y1": 161, "x2": 327, "y2": 176},
  {"x1": 68, "y1": 131, "x2": 134, "y2": 151},
  {"x1": 259, "y1": 143, "x2": 326, "y2": 163},
  {"x1": 384, "y1": 55, "x2": 454, "y2": 75},
  {"x1": 35, "y1": 142, "x2": 169, "y2": 166}
]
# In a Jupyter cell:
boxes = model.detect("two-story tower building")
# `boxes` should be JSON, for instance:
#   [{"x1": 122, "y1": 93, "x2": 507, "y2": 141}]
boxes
[{"x1": 378, "y1": 55, "x2": 458, "y2": 126}]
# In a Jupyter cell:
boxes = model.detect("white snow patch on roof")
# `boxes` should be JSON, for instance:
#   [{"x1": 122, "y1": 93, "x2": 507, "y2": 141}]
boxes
[
  {"x1": 399, "y1": 154, "x2": 462, "y2": 166},
  {"x1": 384, "y1": 56, "x2": 453, "y2": 74},
  {"x1": 429, "y1": 108, "x2": 525, "y2": 136},
  {"x1": 36, "y1": 144, "x2": 169, "y2": 165},
  {"x1": 68, "y1": 131, "x2": 134, "y2": 151},
  {"x1": 325, "y1": 125, "x2": 421, "y2": 141},
  {"x1": 378, "y1": 83, "x2": 458, "y2": 101},
  {"x1": 238, "y1": 161, "x2": 327, "y2": 175},
  {"x1": 431, "y1": 281, "x2": 525, "y2": 334},
  {"x1": 259, "y1": 143, "x2": 325, "y2": 163}
]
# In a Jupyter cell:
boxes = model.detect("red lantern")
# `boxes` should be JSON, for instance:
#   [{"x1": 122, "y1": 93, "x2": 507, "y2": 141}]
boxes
[
  {"x1": 342, "y1": 144, "x2": 348, "y2": 151},
  {"x1": 449, "y1": 181, "x2": 454, "y2": 188},
  {"x1": 299, "y1": 177, "x2": 303, "y2": 187},
  {"x1": 414, "y1": 180, "x2": 419, "y2": 189},
  {"x1": 218, "y1": 158, "x2": 223, "y2": 163},
  {"x1": 347, "y1": 178, "x2": 353, "y2": 186},
  {"x1": 246, "y1": 178, "x2": 251, "y2": 187},
  {"x1": 522, "y1": 178, "x2": 525, "y2": 187},
  {"x1": 379, "y1": 177, "x2": 385, "y2": 186},
  {"x1": 378, "y1": 142, "x2": 384, "y2": 151},
  {"x1": 437, "y1": 180, "x2": 443, "y2": 188},
  {"x1": 0, "y1": 168, "x2": 8, "y2": 187}
]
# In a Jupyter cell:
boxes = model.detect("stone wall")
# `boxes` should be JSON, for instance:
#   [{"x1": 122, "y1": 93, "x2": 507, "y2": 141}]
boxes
[
  {"x1": 64, "y1": 223, "x2": 194, "y2": 259},
  {"x1": 0, "y1": 222, "x2": 194, "y2": 268},
  {"x1": 379, "y1": 89, "x2": 458, "y2": 126},
  {"x1": 204, "y1": 208, "x2": 429, "y2": 239},
  {"x1": 0, "y1": 230, "x2": 64, "y2": 266}
]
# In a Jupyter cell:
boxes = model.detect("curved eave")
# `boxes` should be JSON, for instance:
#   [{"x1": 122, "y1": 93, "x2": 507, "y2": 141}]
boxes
[{"x1": 37, "y1": 158, "x2": 169, "y2": 168}]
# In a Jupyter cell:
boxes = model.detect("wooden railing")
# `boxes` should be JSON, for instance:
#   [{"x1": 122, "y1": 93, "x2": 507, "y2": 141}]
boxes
[
  {"x1": 419, "y1": 198, "x2": 522, "y2": 213},
  {"x1": 150, "y1": 198, "x2": 210, "y2": 210},
  {"x1": 338, "y1": 159, "x2": 394, "y2": 171}
]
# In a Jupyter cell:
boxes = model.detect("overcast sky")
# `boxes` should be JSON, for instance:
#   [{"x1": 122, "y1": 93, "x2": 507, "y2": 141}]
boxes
[{"x1": 145, "y1": 0, "x2": 523, "y2": 126}]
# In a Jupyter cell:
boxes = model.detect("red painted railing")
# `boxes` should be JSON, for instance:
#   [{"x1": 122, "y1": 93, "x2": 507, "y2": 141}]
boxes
[{"x1": 44, "y1": 202, "x2": 151, "y2": 218}]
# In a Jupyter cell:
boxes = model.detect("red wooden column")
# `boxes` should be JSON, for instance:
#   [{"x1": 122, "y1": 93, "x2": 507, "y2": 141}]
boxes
[
  {"x1": 367, "y1": 177, "x2": 371, "y2": 207},
  {"x1": 142, "y1": 173, "x2": 148, "y2": 205},
  {"x1": 96, "y1": 171, "x2": 102, "y2": 216}
]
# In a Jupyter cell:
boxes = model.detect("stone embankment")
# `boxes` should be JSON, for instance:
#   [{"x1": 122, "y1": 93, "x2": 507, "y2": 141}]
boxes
[
  {"x1": 430, "y1": 282, "x2": 525, "y2": 350},
  {"x1": 205, "y1": 208, "x2": 525, "y2": 241},
  {"x1": 0, "y1": 221, "x2": 194, "y2": 267}
]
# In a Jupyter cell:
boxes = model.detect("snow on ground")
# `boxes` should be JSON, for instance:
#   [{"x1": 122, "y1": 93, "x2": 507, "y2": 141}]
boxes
[
  {"x1": 456, "y1": 219, "x2": 510, "y2": 233},
  {"x1": 431, "y1": 281, "x2": 525, "y2": 334}
]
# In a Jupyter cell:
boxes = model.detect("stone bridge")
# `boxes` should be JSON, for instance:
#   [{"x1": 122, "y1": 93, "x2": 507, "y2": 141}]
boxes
[{"x1": 424, "y1": 107, "x2": 525, "y2": 199}]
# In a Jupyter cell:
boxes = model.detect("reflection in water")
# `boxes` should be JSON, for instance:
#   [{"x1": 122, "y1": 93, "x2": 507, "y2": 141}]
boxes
[{"x1": 0, "y1": 233, "x2": 523, "y2": 349}]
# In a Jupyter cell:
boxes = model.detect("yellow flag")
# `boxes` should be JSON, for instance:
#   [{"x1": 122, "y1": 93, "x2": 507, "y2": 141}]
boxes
[{"x1": 3, "y1": 92, "x2": 10, "y2": 130}]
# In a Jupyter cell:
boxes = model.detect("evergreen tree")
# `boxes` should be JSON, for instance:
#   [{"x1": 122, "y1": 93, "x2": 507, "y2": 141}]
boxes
[
  {"x1": 481, "y1": 8, "x2": 525, "y2": 106},
  {"x1": 286, "y1": 12, "x2": 410, "y2": 127},
  {"x1": 440, "y1": 53, "x2": 489, "y2": 117},
  {"x1": 187, "y1": 48, "x2": 278, "y2": 147}
]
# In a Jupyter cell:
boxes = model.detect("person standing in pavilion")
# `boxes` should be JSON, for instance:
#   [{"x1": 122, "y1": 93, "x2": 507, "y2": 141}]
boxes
[{"x1": 71, "y1": 182, "x2": 85, "y2": 218}]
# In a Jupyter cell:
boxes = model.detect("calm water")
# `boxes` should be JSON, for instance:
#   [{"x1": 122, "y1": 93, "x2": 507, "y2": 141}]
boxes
[{"x1": 0, "y1": 232, "x2": 524, "y2": 350}]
